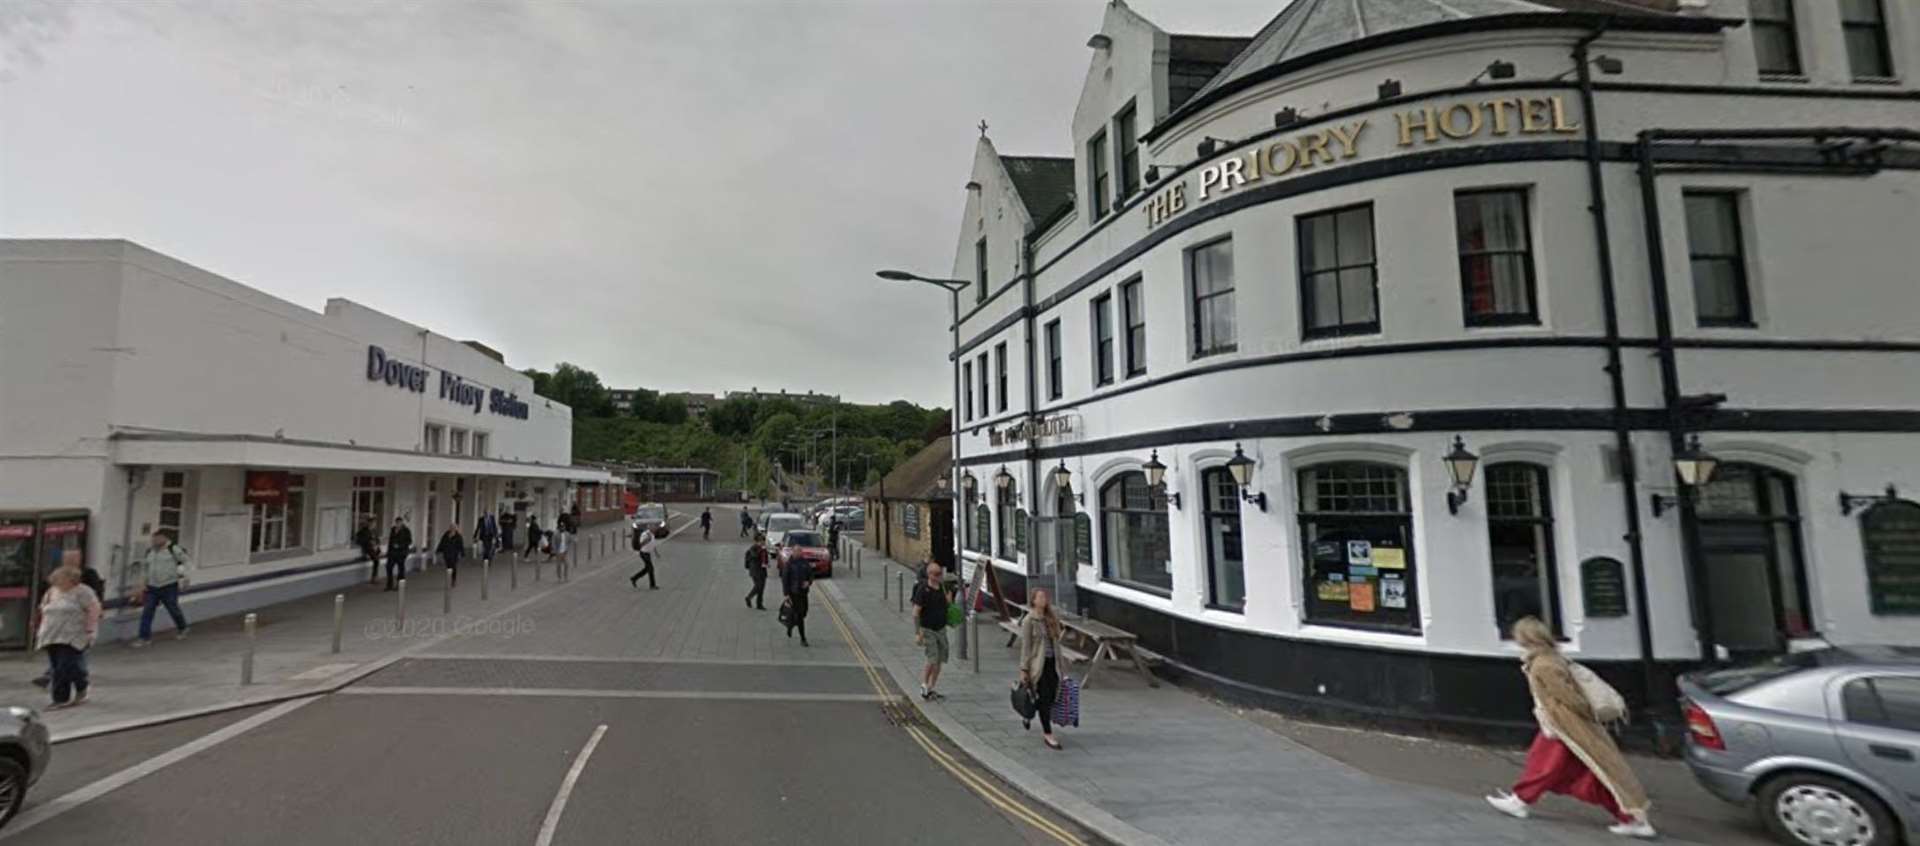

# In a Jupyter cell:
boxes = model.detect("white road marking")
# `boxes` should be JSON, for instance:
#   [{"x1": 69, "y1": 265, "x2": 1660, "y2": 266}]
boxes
[
  {"x1": 534, "y1": 724, "x2": 607, "y2": 846},
  {"x1": 0, "y1": 696, "x2": 320, "y2": 840},
  {"x1": 407, "y1": 652, "x2": 862, "y2": 668},
  {"x1": 338, "y1": 686, "x2": 888, "y2": 702}
]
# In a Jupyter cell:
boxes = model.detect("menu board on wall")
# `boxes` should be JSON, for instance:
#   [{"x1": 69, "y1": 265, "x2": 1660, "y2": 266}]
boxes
[
  {"x1": 1580, "y1": 557, "x2": 1630, "y2": 618},
  {"x1": 1014, "y1": 509, "x2": 1028, "y2": 553},
  {"x1": 1073, "y1": 514, "x2": 1092, "y2": 567},
  {"x1": 903, "y1": 503, "x2": 920, "y2": 539},
  {"x1": 1864, "y1": 501, "x2": 1920, "y2": 615}
]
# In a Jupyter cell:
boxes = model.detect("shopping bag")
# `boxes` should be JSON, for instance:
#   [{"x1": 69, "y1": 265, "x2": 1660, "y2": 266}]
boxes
[
  {"x1": 1051, "y1": 676, "x2": 1080, "y2": 728},
  {"x1": 1010, "y1": 682, "x2": 1038, "y2": 720},
  {"x1": 777, "y1": 600, "x2": 793, "y2": 627}
]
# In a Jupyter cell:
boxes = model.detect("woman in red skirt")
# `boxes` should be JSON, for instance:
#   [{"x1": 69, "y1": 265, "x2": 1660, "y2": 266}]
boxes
[{"x1": 1485, "y1": 617, "x2": 1656, "y2": 838}]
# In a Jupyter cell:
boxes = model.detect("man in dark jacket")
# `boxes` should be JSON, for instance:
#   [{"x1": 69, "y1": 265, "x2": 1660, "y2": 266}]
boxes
[
  {"x1": 475, "y1": 511, "x2": 499, "y2": 563},
  {"x1": 781, "y1": 544, "x2": 812, "y2": 646},
  {"x1": 437, "y1": 525, "x2": 466, "y2": 587},
  {"x1": 499, "y1": 510, "x2": 518, "y2": 558},
  {"x1": 356, "y1": 518, "x2": 379, "y2": 584},
  {"x1": 384, "y1": 517, "x2": 413, "y2": 591},
  {"x1": 524, "y1": 514, "x2": 542, "y2": 559},
  {"x1": 743, "y1": 534, "x2": 770, "y2": 610}
]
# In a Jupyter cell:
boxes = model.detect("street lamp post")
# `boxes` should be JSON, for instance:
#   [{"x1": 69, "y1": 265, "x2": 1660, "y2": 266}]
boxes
[{"x1": 876, "y1": 269, "x2": 969, "y2": 576}]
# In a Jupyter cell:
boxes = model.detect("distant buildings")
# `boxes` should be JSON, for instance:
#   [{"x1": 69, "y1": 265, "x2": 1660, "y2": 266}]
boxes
[
  {"x1": 606, "y1": 388, "x2": 833, "y2": 420},
  {"x1": 724, "y1": 387, "x2": 839, "y2": 407}
]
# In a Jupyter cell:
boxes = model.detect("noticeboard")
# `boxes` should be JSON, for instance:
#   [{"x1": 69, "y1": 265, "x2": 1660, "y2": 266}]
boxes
[
  {"x1": 1580, "y1": 557, "x2": 1629, "y2": 618},
  {"x1": 1073, "y1": 513, "x2": 1092, "y2": 567},
  {"x1": 1014, "y1": 509, "x2": 1028, "y2": 553},
  {"x1": 1864, "y1": 501, "x2": 1920, "y2": 615},
  {"x1": 903, "y1": 503, "x2": 920, "y2": 539}
]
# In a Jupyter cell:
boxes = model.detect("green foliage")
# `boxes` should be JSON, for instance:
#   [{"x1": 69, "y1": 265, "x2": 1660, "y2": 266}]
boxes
[{"x1": 524, "y1": 363, "x2": 613, "y2": 417}]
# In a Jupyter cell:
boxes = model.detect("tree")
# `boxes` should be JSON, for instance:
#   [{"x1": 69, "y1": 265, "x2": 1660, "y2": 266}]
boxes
[
  {"x1": 655, "y1": 394, "x2": 689, "y2": 425},
  {"x1": 544, "y1": 362, "x2": 614, "y2": 417},
  {"x1": 625, "y1": 388, "x2": 660, "y2": 421}
]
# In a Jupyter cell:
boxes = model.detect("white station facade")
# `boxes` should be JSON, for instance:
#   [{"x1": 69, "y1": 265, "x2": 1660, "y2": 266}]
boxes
[
  {"x1": 938, "y1": 0, "x2": 1920, "y2": 728},
  {"x1": 0, "y1": 240, "x2": 617, "y2": 645}
]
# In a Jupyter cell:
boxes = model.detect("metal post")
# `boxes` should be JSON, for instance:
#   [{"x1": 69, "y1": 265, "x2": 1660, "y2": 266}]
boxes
[
  {"x1": 443, "y1": 565, "x2": 453, "y2": 614},
  {"x1": 958, "y1": 604, "x2": 969, "y2": 661},
  {"x1": 509, "y1": 556, "x2": 518, "y2": 590},
  {"x1": 331, "y1": 595, "x2": 344, "y2": 654},
  {"x1": 897, "y1": 570, "x2": 904, "y2": 614},
  {"x1": 397, "y1": 578, "x2": 407, "y2": 627},
  {"x1": 534, "y1": 554, "x2": 542, "y2": 582},
  {"x1": 482, "y1": 558, "x2": 491, "y2": 600},
  {"x1": 883, "y1": 562, "x2": 888, "y2": 600},
  {"x1": 971, "y1": 610, "x2": 980, "y2": 674},
  {"x1": 241, "y1": 613, "x2": 257, "y2": 685}
]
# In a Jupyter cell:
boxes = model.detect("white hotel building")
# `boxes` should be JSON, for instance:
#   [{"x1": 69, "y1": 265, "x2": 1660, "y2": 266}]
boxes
[
  {"x1": 935, "y1": 0, "x2": 1920, "y2": 729},
  {"x1": 0, "y1": 240, "x2": 618, "y2": 645}
]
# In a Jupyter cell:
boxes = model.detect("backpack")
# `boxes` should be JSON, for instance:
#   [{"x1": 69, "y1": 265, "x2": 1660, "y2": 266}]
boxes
[
  {"x1": 631, "y1": 526, "x2": 643, "y2": 551},
  {"x1": 1570, "y1": 661, "x2": 1628, "y2": 723}
]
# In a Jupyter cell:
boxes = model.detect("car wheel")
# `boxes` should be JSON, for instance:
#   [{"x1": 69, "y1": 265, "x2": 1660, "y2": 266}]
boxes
[
  {"x1": 1756, "y1": 772, "x2": 1896, "y2": 846},
  {"x1": 0, "y1": 756, "x2": 28, "y2": 827}
]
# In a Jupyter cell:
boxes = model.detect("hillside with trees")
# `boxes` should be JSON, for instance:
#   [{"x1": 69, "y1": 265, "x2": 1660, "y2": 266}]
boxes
[{"x1": 523, "y1": 363, "x2": 947, "y2": 498}]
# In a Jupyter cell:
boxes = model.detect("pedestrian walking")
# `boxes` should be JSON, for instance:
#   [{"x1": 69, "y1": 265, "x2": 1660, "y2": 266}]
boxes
[
  {"x1": 739, "y1": 509, "x2": 753, "y2": 538},
  {"x1": 384, "y1": 516, "x2": 412, "y2": 592},
  {"x1": 1017, "y1": 589, "x2": 1068, "y2": 749},
  {"x1": 476, "y1": 510, "x2": 500, "y2": 563},
  {"x1": 744, "y1": 533, "x2": 770, "y2": 610},
  {"x1": 130, "y1": 530, "x2": 192, "y2": 647},
  {"x1": 547, "y1": 525, "x2": 567, "y2": 562},
  {"x1": 499, "y1": 510, "x2": 519, "y2": 558},
  {"x1": 356, "y1": 517, "x2": 380, "y2": 584},
  {"x1": 629, "y1": 520, "x2": 658, "y2": 589},
  {"x1": 36, "y1": 562, "x2": 100, "y2": 710},
  {"x1": 31, "y1": 554, "x2": 104, "y2": 688},
  {"x1": 1486, "y1": 616, "x2": 1656, "y2": 838},
  {"x1": 827, "y1": 518, "x2": 841, "y2": 561},
  {"x1": 780, "y1": 542, "x2": 811, "y2": 646},
  {"x1": 524, "y1": 514, "x2": 542, "y2": 560},
  {"x1": 911, "y1": 561, "x2": 950, "y2": 700},
  {"x1": 437, "y1": 524, "x2": 466, "y2": 587},
  {"x1": 700, "y1": 508, "x2": 713, "y2": 540}
]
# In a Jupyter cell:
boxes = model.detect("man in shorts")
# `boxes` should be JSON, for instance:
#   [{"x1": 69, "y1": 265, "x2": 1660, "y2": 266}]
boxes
[{"x1": 911, "y1": 562, "x2": 950, "y2": 700}]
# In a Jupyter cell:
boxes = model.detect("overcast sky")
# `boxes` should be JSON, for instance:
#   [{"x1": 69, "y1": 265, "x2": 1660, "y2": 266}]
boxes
[{"x1": 1, "y1": 0, "x2": 1279, "y2": 407}]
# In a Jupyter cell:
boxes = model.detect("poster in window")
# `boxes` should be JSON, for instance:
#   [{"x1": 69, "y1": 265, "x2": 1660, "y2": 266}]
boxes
[
  {"x1": 245, "y1": 471, "x2": 289, "y2": 505},
  {"x1": 1346, "y1": 540, "x2": 1372, "y2": 566},
  {"x1": 1312, "y1": 541, "x2": 1342, "y2": 563},
  {"x1": 1372, "y1": 546, "x2": 1406, "y2": 570},
  {"x1": 1349, "y1": 581, "x2": 1376, "y2": 612},
  {"x1": 1380, "y1": 578, "x2": 1408, "y2": 609},
  {"x1": 1316, "y1": 580, "x2": 1350, "y2": 601}
]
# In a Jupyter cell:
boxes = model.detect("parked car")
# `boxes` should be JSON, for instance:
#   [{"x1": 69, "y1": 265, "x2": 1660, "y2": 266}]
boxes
[
  {"x1": 0, "y1": 705, "x2": 51, "y2": 828},
  {"x1": 815, "y1": 506, "x2": 860, "y2": 532},
  {"x1": 840, "y1": 507, "x2": 865, "y2": 532},
  {"x1": 1679, "y1": 646, "x2": 1920, "y2": 846},
  {"x1": 782, "y1": 530, "x2": 832, "y2": 577},
  {"x1": 758, "y1": 511, "x2": 807, "y2": 548}
]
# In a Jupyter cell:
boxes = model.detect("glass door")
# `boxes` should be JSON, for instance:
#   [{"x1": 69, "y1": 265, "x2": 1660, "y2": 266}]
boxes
[{"x1": 0, "y1": 519, "x2": 36, "y2": 650}]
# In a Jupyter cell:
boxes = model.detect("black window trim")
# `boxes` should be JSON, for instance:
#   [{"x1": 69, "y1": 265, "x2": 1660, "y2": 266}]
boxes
[
  {"x1": 1088, "y1": 129, "x2": 1111, "y2": 223},
  {"x1": 1044, "y1": 318, "x2": 1064, "y2": 400},
  {"x1": 1115, "y1": 99, "x2": 1141, "y2": 202},
  {"x1": 1201, "y1": 465, "x2": 1246, "y2": 612},
  {"x1": 1485, "y1": 461, "x2": 1564, "y2": 639},
  {"x1": 1455, "y1": 187, "x2": 1542, "y2": 328},
  {"x1": 963, "y1": 360, "x2": 974, "y2": 421},
  {"x1": 1099, "y1": 470, "x2": 1174, "y2": 598},
  {"x1": 1683, "y1": 190, "x2": 1758, "y2": 328},
  {"x1": 975, "y1": 236, "x2": 989, "y2": 304},
  {"x1": 994, "y1": 341, "x2": 1009, "y2": 414},
  {"x1": 976, "y1": 352, "x2": 991, "y2": 415},
  {"x1": 1296, "y1": 460, "x2": 1420, "y2": 635},
  {"x1": 1297, "y1": 201, "x2": 1383, "y2": 341},
  {"x1": 1186, "y1": 234, "x2": 1239, "y2": 358},
  {"x1": 1120, "y1": 275, "x2": 1147, "y2": 379},
  {"x1": 1091, "y1": 292, "x2": 1115, "y2": 387},
  {"x1": 1751, "y1": 0, "x2": 1804, "y2": 79},
  {"x1": 1841, "y1": 0, "x2": 1898, "y2": 82}
]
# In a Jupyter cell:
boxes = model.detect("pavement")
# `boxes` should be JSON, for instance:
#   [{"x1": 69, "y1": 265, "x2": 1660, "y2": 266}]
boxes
[
  {"x1": 3, "y1": 505, "x2": 1087, "y2": 845},
  {"x1": 824, "y1": 543, "x2": 1758, "y2": 846}
]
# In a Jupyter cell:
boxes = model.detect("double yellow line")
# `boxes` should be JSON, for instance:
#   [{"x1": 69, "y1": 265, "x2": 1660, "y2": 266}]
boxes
[{"x1": 818, "y1": 589, "x2": 1085, "y2": 846}]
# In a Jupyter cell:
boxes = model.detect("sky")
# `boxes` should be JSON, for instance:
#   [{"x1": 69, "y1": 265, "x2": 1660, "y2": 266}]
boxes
[{"x1": 0, "y1": 0, "x2": 1281, "y2": 407}]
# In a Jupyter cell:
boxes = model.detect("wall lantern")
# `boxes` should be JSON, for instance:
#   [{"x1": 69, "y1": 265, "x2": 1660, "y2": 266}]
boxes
[
  {"x1": 1143, "y1": 450, "x2": 1180, "y2": 509},
  {"x1": 1651, "y1": 434, "x2": 1722, "y2": 518},
  {"x1": 994, "y1": 465, "x2": 1013, "y2": 490},
  {"x1": 1377, "y1": 78, "x2": 1403, "y2": 100},
  {"x1": 1443, "y1": 435, "x2": 1480, "y2": 515},
  {"x1": 1224, "y1": 443, "x2": 1268, "y2": 512},
  {"x1": 1840, "y1": 483, "x2": 1901, "y2": 517},
  {"x1": 1052, "y1": 460, "x2": 1083, "y2": 507}
]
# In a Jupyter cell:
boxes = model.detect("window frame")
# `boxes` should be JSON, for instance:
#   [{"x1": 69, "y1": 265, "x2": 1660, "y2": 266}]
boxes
[
  {"x1": 1297, "y1": 203, "x2": 1382, "y2": 340},
  {"x1": 976, "y1": 352, "x2": 991, "y2": 417},
  {"x1": 1088, "y1": 129, "x2": 1110, "y2": 223},
  {"x1": 963, "y1": 360, "x2": 975, "y2": 421},
  {"x1": 1092, "y1": 292, "x2": 1115, "y2": 387},
  {"x1": 1485, "y1": 462, "x2": 1563, "y2": 638},
  {"x1": 1044, "y1": 319, "x2": 1063, "y2": 400},
  {"x1": 1099, "y1": 471, "x2": 1173, "y2": 597},
  {"x1": 1751, "y1": 0, "x2": 1804, "y2": 78},
  {"x1": 1115, "y1": 101, "x2": 1140, "y2": 201},
  {"x1": 997, "y1": 482, "x2": 1018, "y2": 561},
  {"x1": 471, "y1": 431, "x2": 489, "y2": 458},
  {"x1": 249, "y1": 473, "x2": 309, "y2": 557},
  {"x1": 1296, "y1": 462, "x2": 1419, "y2": 633},
  {"x1": 1187, "y1": 235, "x2": 1238, "y2": 358},
  {"x1": 1682, "y1": 191, "x2": 1757, "y2": 328},
  {"x1": 1202, "y1": 466, "x2": 1246, "y2": 612},
  {"x1": 1842, "y1": 0, "x2": 1897, "y2": 81},
  {"x1": 1455, "y1": 188, "x2": 1541, "y2": 327},
  {"x1": 975, "y1": 236, "x2": 989, "y2": 304},
  {"x1": 1120, "y1": 276, "x2": 1146, "y2": 378},
  {"x1": 423, "y1": 423, "x2": 446, "y2": 454},
  {"x1": 994, "y1": 341, "x2": 1009, "y2": 413}
]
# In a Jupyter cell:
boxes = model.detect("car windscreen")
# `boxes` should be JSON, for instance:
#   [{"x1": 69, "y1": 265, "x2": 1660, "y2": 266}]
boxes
[
  {"x1": 785, "y1": 531, "x2": 823, "y2": 547},
  {"x1": 1693, "y1": 651, "x2": 1826, "y2": 696}
]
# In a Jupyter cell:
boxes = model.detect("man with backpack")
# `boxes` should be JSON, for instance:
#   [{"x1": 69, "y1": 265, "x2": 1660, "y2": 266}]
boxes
[
  {"x1": 475, "y1": 510, "x2": 500, "y2": 564},
  {"x1": 629, "y1": 520, "x2": 658, "y2": 590},
  {"x1": 743, "y1": 533, "x2": 770, "y2": 610},
  {"x1": 131, "y1": 530, "x2": 191, "y2": 647}
]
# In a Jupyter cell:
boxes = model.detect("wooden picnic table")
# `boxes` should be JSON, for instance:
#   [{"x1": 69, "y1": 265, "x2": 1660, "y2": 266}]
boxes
[{"x1": 995, "y1": 601, "x2": 1159, "y2": 690}]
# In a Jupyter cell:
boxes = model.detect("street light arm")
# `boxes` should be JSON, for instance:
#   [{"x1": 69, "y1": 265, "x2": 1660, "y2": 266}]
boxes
[{"x1": 875, "y1": 269, "x2": 970, "y2": 293}]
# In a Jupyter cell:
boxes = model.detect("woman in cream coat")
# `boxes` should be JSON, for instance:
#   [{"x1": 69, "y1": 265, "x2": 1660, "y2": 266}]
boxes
[{"x1": 1017, "y1": 589, "x2": 1066, "y2": 750}]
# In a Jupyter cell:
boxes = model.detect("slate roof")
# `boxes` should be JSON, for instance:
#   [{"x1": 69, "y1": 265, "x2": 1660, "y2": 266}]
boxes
[
  {"x1": 1168, "y1": 34, "x2": 1254, "y2": 110},
  {"x1": 865, "y1": 436, "x2": 952, "y2": 501},
  {"x1": 998, "y1": 156, "x2": 1076, "y2": 230}
]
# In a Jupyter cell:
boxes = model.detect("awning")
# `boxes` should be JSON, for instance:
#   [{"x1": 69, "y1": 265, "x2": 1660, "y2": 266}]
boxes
[{"x1": 111, "y1": 432, "x2": 617, "y2": 484}]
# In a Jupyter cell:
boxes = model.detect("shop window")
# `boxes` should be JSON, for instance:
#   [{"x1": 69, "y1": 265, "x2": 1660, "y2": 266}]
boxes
[
  {"x1": 995, "y1": 342, "x2": 1009, "y2": 413},
  {"x1": 963, "y1": 361, "x2": 975, "y2": 421},
  {"x1": 997, "y1": 483, "x2": 1018, "y2": 560},
  {"x1": 1116, "y1": 102, "x2": 1140, "y2": 200},
  {"x1": 1203, "y1": 467, "x2": 1244, "y2": 610},
  {"x1": 158, "y1": 470, "x2": 193, "y2": 541},
  {"x1": 1842, "y1": 677, "x2": 1920, "y2": 731},
  {"x1": 1100, "y1": 471, "x2": 1171, "y2": 595},
  {"x1": 1486, "y1": 463, "x2": 1561, "y2": 636},
  {"x1": 975, "y1": 236, "x2": 989, "y2": 304},
  {"x1": 1121, "y1": 277, "x2": 1146, "y2": 377},
  {"x1": 1683, "y1": 192, "x2": 1754, "y2": 327},
  {"x1": 472, "y1": 432, "x2": 488, "y2": 458},
  {"x1": 251, "y1": 474, "x2": 308, "y2": 555},
  {"x1": 1843, "y1": 0, "x2": 1895, "y2": 80},
  {"x1": 1088, "y1": 130, "x2": 1110, "y2": 223},
  {"x1": 423, "y1": 423, "x2": 445, "y2": 454},
  {"x1": 1044, "y1": 320, "x2": 1063, "y2": 400},
  {"x1": 1092, "y1": 293, "x2": 1115, "y2": 386},
  {"x1": 1299, "y1": 204, "x2": 1379, "y2": 339},
  {"x1": 1456, "y1": 189, "x2": 1539, "y2": 326},
  {"x1": 449, "y1": 428, "x2": 469, "y2": 456},
  {"x1": 1862, "y1": 500, "x2": 1920, "y2": 615},
  {"x1": 1751, "y1": 0, "x2": 1802, "y2": 77},
  {"x1": 351, "y1": 475, "x2": 388, "y2": 527},
  {"x1": 1188, "y1": 237, "x2": 1236, "y2": 357},
  {"x1": 1298, "y1": 463, "x2": 1417, "y2": 631}
]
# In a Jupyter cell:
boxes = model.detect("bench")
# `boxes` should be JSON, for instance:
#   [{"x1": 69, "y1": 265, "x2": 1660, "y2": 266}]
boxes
[{"x1": 994, "y1": 600, "x2": 1158, "y2": 690}]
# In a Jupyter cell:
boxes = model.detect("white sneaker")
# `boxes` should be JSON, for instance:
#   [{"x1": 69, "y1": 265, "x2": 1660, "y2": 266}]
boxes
[
  {"x1": 1485, "y1": 791, "x2": 1530, "y2": 819},
  {"x1": 1607, "y1": 819, "x2": 1656, "y2": 839}
]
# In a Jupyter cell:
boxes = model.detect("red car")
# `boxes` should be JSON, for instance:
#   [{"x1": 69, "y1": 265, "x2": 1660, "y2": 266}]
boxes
[{"x1": 782, "y1": 530, "x2": 832, "y2": 577}]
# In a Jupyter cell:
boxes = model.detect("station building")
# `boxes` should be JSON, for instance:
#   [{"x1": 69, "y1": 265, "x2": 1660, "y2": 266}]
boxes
[
  {"x1": 0, "y1": 240, "x2": 617, "y2": 645},
  {"x1": 936, "y1": 0, "x2": 1920, "y2": 729}
]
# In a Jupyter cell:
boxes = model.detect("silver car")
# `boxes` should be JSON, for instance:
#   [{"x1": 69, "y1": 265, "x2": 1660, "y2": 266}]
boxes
[
  {"x1": 0, "y1": 705, "x2": 51, "y2": 827},
  {"x1": 1679, "y1": 646, "x2": 1920, "y2": 846}
]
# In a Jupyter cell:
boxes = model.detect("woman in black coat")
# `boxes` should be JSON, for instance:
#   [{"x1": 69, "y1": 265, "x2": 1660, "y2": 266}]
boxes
[
  {"x1": 437, "y1": 526, "x2": 466, "y2": 587},
  {"x1": 781, "y1": 546, "x2": 812, "y2": 647}
]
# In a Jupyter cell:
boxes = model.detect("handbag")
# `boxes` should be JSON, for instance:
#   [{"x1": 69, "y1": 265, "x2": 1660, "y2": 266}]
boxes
[
  {"x1": 1570, "y1": 661, "x2": 1628, "y2": 723},
  {"x1": 946, "y1": 600, "x2": 965, "y2": 628},
  {"x1": 1051, "y1": 676, "x2": 1080, "y2": 728},
  {"x1": 1010, "y1": 681, "x2": 1038, "y2": 720},
  {"x1": 777, "y1": 599, "x2": 793, "y2": 627}
]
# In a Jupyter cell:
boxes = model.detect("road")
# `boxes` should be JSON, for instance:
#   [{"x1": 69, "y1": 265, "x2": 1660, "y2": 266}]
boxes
[{"x1": 8, "y1": 506, "x2": 1094, "y2": 845}]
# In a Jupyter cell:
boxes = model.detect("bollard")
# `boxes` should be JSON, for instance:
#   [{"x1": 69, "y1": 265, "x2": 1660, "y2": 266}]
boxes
[
  {"x1": 958, "y1": 604, "x2": 970, "y2": 661},
  {"x1": 971, "y1": 610, "x2": 980, "y2": 673},
  {"x1": 331, "y1": 594, "x2": 344, "y2": 654},
  {"x1": 444, "y1": 565, "x2": 453, "y2": 614},
  {"x1": 534, "y1": 556, "x2": 542, "y2": 582},
  {"x1": 241, "y1": 613, "x2": 257, "y2": 685},
  {"x1": 510, "y1": 557, "x2": 518, "y2": 591},
  {"x1": 482, "y1": 558, "x2": 491, "y2": 600},
  {"x1": 883, "y1": 564, "x2": 889, "y2": 600},
  {"x1": 397, "y1": 578, "x2": 407, "y2": 627},
  {"x1": 897, "y1": 570, "x2": 904, "y2": 614}
]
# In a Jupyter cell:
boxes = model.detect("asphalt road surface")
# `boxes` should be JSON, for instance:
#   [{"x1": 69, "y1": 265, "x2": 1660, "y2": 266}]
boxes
[{"x1": 9, "y1": 506, "x2": 1094, "y2": 846}]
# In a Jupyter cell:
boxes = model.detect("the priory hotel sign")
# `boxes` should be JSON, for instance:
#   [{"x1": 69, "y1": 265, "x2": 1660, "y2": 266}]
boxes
[
  {"x1": 990, "y1": 414, "x2": 1077, "y2": 448},
  {"x1": 365, "y1": 344, "x2": 530, "y2": 420},
  {"x1": 1145, "y1": 94, "x2": 1582, "y2": 228}
]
